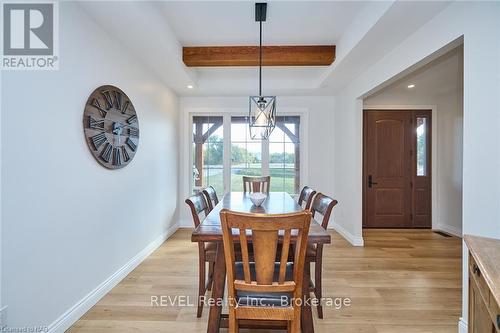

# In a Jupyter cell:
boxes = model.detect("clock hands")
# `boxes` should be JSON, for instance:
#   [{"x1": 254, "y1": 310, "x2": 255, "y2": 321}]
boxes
[
  {"x1": 89, "y1": 127, "x2": 132, "y2": 136},
  {"x1": 112, "y1": 122, "x2": 123, "y2": 145},
  {"x1": 113, "y1": 122, "x2": 130, "y2": 131},
  {"x1": 88, "y1": 117, "x2": 136, "y2": 136},
  {"x1": 90, "y1": 127, "x2": 137, "y2": 152}
]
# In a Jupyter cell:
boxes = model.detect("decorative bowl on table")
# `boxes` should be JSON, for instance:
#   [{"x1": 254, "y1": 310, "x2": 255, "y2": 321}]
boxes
[{"x1": 249, "y1": 192, "x2": 267, "y2": 207}]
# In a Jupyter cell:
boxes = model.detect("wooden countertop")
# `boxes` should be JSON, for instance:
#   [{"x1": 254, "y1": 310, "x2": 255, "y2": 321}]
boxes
[{"x1": 465, "y1": 234, "x2": 500, "y2": 307}]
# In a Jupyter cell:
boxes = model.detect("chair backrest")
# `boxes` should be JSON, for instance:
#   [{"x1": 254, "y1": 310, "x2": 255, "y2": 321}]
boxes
[
  {"x1": 185, "y1": 192, "x2": 210, "y2": 227},
  {"x1": 242, "y1": 176, "x2": 270, "y2": 194},
  {"x1": 310, "y1": 193, "x2": 338, "y2": 230},
  {"x1": 202, "y1": 186, "x2": 219, "y2": 212},
  {"x1": 220, "y1": 210, "x2": 311, "y2": 302},
  {"x1": 298, "y1": 186, "x2": 317, "y2": 210}
]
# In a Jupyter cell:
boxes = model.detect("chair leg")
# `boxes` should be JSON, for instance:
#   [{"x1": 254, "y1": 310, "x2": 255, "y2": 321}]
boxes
[
  {"x1": 197, "y1": 257, "x2": 206, "y2": 318},
  {"x1": 229, "y1": 308, "x2": 238, "y2": 333},
  {"x1": 207, "y1": 261, "x2": 214, "y2": 291},
  {"x1": 306, "y1": 249, "x2": 315, "y2": 292},
  {"x1": 315, "y1": 250, "x2": 324, "y2": 319}
]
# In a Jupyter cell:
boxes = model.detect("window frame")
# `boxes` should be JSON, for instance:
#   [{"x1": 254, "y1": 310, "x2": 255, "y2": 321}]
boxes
[{"x1": 188, "y1": 110, "x2": 308, "y2": 196}]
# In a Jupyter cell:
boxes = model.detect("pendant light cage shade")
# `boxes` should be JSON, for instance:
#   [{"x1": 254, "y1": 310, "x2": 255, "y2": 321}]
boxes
[
  {"x1": 249, "y1": 96, "x2": 276, "y2": 140},
  {"x1": 248, "y1": 3, "x2": 275, "y2": 140}
]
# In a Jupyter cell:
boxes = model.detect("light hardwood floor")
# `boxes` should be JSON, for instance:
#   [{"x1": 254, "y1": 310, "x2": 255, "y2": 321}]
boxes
[{"x1": 69, "y1": 229, "x2": 462, "y2": 333}]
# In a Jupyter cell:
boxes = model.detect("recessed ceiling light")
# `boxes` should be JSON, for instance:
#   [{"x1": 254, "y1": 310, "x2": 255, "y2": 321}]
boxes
[
  {"x1": 407, "y1": 84, "x2": 415, "y2": 89},
  {"x1": 187, "y1": 85, "x2": 194, "y2": 89}
]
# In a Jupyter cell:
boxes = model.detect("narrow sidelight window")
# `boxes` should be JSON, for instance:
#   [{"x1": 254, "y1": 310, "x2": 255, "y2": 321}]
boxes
[{"x1": 416, "y1": 117, "x2": 427, "y2": 176}]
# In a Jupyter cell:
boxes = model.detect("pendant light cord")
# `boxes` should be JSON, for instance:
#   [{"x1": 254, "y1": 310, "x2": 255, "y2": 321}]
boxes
[{"x1": 259, "y1": 20, "x2": 262, "y2": 97}]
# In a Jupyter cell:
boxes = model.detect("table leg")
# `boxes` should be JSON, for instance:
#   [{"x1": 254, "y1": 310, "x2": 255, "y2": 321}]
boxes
[
  {"x1": 301, "y1": 260, "x2": 314, "y2": 333},
  {"x1": 207, "y1": 242, "x2": 226, "y2": 333}
]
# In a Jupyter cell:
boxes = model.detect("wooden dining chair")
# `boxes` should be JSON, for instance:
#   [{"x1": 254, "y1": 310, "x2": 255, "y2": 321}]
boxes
[
  {"x1": 220, "y1": 209, "x2": 312, "y2": 333},
  {"x1": 297, "y1": 186, "x2": 317, "y2": 210},
  {"x1": 185, "y1": 193, "x2": 216, "y2": 317},
  {"x1": 202, "y1": 186, "x2": 219, "y2": 212},
  {"x1": 242, "y1": 176, "x2": 271, "y2": 194},
  {"x1": 307, "y1": 193, "x2": 338, "y2": 319}
]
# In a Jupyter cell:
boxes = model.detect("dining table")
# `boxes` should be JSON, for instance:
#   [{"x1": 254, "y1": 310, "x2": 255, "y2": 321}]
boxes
[{"x1": 191, "y1": 191, "x2": 332, "y2": 333}]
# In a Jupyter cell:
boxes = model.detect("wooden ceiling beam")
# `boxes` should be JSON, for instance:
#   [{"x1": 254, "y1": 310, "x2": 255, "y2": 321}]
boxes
[{"x1": 182, "y1": 45, "x2": 335, "y2": 67}]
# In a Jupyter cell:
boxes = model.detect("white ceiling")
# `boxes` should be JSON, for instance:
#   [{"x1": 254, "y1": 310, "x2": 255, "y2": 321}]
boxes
[
  {"x1": 78, "y1": 1, "x2": 452, "y2": 96},
  {"x1": 159, "y1": 1, "x2": 367, "y2": 46},
  {"x1": 365, "y1": 46, "x2": 463, "y2": 101}
]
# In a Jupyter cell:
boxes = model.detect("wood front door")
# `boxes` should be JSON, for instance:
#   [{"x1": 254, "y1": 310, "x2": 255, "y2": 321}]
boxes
[{"x1": 363, "y1": 110, "x2": 432, "y2": 228}]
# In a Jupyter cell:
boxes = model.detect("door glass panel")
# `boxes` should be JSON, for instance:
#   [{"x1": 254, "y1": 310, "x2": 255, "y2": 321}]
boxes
[
  {"x1": 416, "y1": 117, "x2": 427, "y2": 176},
  {"x1": 192, "y1": 116, "x2": 224, "y2": 194},
  {"x1": 231, "y1": 116, "x2": 262, "y2": 191},
  {"x1": 269, "y1": 142, "x2": 285, "y2": 192},
  {"x1": 269, "y1": 116, "x2": 300, "y2": 194},
  {"x1": 269, "y1": 124, "x2": 285, "y2": 142}
]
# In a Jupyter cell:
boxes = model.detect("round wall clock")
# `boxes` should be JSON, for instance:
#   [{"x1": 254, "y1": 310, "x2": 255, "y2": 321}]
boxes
[{"x1": 83, "y1": 85, "x2": 139, "y2": 169}]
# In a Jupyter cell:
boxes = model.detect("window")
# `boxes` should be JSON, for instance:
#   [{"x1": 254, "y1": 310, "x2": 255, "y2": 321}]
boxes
[
  {"x1": 416, "y1": 117, "x2": 427, "y2": 176},
  {"x1": 231, "y1": 117, "x2": 262, "y2": 191},
  {"x1": 192, "y1": 116, "x2": 224, "y2": 194},
  {"x1": 191, "y1": 114, "x2": 302, "y2": 195},
  {"x1": 269, "y1": 116, "x2": 300, "y2": 194}
]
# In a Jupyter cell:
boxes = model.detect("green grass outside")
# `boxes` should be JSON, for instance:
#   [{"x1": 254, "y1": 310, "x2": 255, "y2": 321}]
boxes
[{"x1": 202, "y1": 168, "x2": 296, "y2": 195}]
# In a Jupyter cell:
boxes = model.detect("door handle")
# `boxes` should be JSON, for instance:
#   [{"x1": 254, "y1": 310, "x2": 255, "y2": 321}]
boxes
[{"x1": 368, "y1": 175, "x2": 378, "y2": 188}]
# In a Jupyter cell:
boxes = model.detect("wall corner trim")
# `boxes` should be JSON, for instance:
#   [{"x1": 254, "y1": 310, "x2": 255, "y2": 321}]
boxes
[
  {"x1": 48, "y1": 222, "x2": 180, "y2": 333},
  {"x1": 458, "y1": 317, "x2": 468, "y2": 333},
  {"x1": 330, "y1": 222, "x2": 364, "y2": 246}
]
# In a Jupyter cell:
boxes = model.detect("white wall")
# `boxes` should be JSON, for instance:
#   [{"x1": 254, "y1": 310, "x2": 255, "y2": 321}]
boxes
[
  {"x1": 332, "y1": 1, "x2": 500, "y2": 327},
  {"x1": 177, "y1": 96, "x2": 343, "y2": 233},
  {"x1": 1, "y1": 2, "x2": 179, "y2": 330},
  {"x1": 435, "y1": 92, "x2": 463, "y2": 236},
  {"x1": 0, "y1": 69, "x2": 3, "y2": 325},
  {"x1": 364, "y1": 53, "x2": 464, "y2": 237}
]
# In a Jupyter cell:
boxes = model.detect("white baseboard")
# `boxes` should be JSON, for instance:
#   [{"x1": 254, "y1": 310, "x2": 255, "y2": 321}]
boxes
[
  {"x1": 48, "y1": 222, "x2": 179, "y2": 333},
  {"x1": 330, "y1": 222, "x2": 364, "y2": 246},
  {"x1": 458, "y1": 317, "x2": 467, "y2": 333},
  {"x1": 435, "y1": 223, "x2": 462, "y2": 238}
]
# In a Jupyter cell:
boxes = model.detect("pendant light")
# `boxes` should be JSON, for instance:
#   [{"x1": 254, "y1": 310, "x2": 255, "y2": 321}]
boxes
[{"x1": 249, "y1": 2, "x2": 276, "y2": 140}]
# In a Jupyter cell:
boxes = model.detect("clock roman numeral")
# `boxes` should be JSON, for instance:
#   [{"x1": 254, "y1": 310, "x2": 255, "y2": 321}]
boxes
[
  {"x1": 101, "y1": 90, "x2": 113, "y2": 110},
  {"x1": 113, "y1": 147, "x2": 122, "y2": 166},
  {"x1": 88, "y1": 116, "x2": 104, "y2": 130},
  {"x1": 126, "y1": 137, "x2": 137, "y2": 152},
  {"x1": 129, "y1": 127, "x2": 139, "y2": 137},
  {"x1": 121, "y1": 100, "x2": 130, "y2": 114},
  {"x1": 90, "y1": 132, "x2": 107, "y2": 150},
  {"x1": 114, "y1": 91, "x2": 122, "y2": 110},
  {"x1": 127, "y1": 115, "x2": 137, "y2": 124},
  {"x1": 122, "y1": 146, "x2": 131, "y2": 162},
  {"x1": 91, "y1": 98, "x2": 107, "y2": 117},
  {"x1": 100, "y1": 143, "x2": 113, "y2": 163}
]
